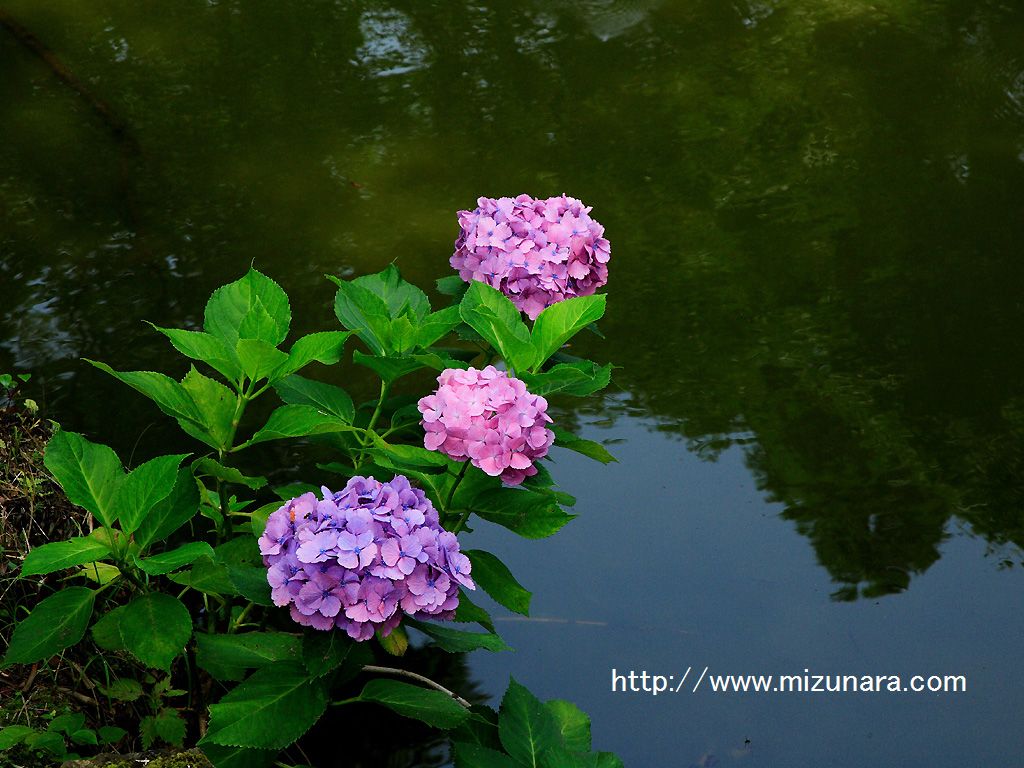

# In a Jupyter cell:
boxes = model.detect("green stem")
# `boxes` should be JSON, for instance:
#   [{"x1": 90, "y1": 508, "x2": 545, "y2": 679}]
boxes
[
  {"x1": 364, "y1": 380, "x2": 390, "y2": 438},
  {"x1": 230, "y1": 602, "x2": 254, "y2": 633},
  {"x1": 329, "y1": 697, "x2": 360, "y2": 708},
  {"x1": 444, "y1": 461, "x2": 470, "y2": 513},
  {"x1": 215, "y1": 470, "x2": 231, "y2": 540},
  {"x1": 216, "y1": 390, "x2": 249, "y2": 540},
  {"x1": 450, "y1": 507, "x2": 473, "y2": 535},
  {"x1": 355, "y1": 380, "x2": 391, "y2": 466}
]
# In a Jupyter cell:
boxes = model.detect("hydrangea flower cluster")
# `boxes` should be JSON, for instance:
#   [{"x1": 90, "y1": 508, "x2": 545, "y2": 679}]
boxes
[
  {"x1": 258, "y1": 475, "x2": 473, "y2": 641},
  {"x1": 418, "y1": 366, "x2": 554, "y2": 485},
  {"x1": 451, "y1": 194, "x2": 610, "y2": 319}
]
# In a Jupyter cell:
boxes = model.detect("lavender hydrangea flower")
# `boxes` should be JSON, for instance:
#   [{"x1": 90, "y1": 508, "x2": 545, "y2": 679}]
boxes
[
  {"x1": 259, "y1": 475, "x2": 474, "y2": 640},
  {"x1": 451, "y1": 194, "x2": 610, "y2": 319},
  {"x1": 418, "y1": 365, "x2": 554, "y2": 485}
]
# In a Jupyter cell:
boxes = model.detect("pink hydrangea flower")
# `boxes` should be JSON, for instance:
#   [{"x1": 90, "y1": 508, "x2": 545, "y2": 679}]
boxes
[
  {"x1": 451, "y1": 194, "x2": 610, "y2": 319},
  {"x1": 258, "y1": 477, "x2": 473, "y2": 641},
  {"x1": 418, "y1": 366, "x2": 554, "y2": 485}
]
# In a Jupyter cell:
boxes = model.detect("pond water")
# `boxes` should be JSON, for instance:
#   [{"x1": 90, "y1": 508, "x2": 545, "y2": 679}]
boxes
[{"x1": 3, "y1": 1, "x2": 1024, "y2": 765}]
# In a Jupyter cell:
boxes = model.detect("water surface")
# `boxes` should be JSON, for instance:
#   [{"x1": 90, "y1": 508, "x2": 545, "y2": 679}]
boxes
[{"x1": 2, "y1": 1, "x2": 1023, "y2": 765}]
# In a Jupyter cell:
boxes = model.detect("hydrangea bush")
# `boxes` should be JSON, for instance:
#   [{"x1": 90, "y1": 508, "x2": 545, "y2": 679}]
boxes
[{"x1": 0, "y1": 197, "x2": 621, "y2": 767}]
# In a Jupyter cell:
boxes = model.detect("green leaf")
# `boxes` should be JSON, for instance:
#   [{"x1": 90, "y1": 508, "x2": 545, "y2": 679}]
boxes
[
  {"x1": 180, "y1": 367, "x2": 237, "y2": 450},
  {"x1": 114, "y1": 453, "x2": 189, "y2": 534},
  {"x1": 405, "y1": 619, "x2": 509, "y2": 653},
  {"x1": 48, "y1": 713, "x2": 85, "y2": 735},
  {"x1": 518, "y1": 362, "x2": 612, "y2": 397},
  {"x1": 459, "y1": 282, "x2": 535, "y2": 372},
  {"x1": 197, "y1": 632, "x2": 302, "y2": 682},
  {"x1": 436, "y1": 275, "x2": 469, "y2": 297},
  {"x1": 377, "y1": 625, "x2": 409, "y2": 656},
  {"x1": 530, "y1": 295, "x2": 606, "y2": 371},
  {"x1": 359, "y1": 679, "x2": 469, "y2": 729},
  {"x1": 271, "y1": 482, "x2": 321, "y2": 500},
  {"x1": 150, "y1": 326, "x2": 241, "y2": 381},
  {"x1": 473, "y1": 488, "x2": 576, "y2": 539},
  {"x1": 452, "y1": 706, "x2": 502, "y2": 750},
  {"x1": 355, "y1": 264, "x2": 431, "y2": 322},
  {"x1": 0, "y1": 725, "x2": 34, "y2": 750},
  {"x1": 141, "y1": 709, "x2": 186, "y2": 748},
  {"x1": 273, "y1": 375, "x2": 355, "y2": 423},
  {"x1": 453, "y1": 589, "x2": 496, "y2": 633},
  {"x1": 99, "y1": 678, "x2": 144, "y2": 702},
  {"x1": 390, "y1": 315, "x2": 419, "y2": 355},
  {"x1": 226, "y1": 565, "x2": 272, "y2": 606},
  {"x1": 235, "y1": 339, "x2": 289, "y2": 384},
  {"x1": 153, "y1": 677, "x2": 187, "y2": 699},
  {"x1": 248, "y1": 501, "x2": 281, "y2": 538},
  {"x1": 416, "y1": 305, "x2": 462, "y2": 348},
  {"x1": 239, "y1": 298, "x2": 281, "y2": 347},
  {"x1": 242, "y1": 404, "x2": 356, "y2": 447},
  {"x1": 551, "y1": 427, "x2": 617, "y2": 464},
  {"x1": 520, "y1": 463, "x2": 574, "y2": 506},
  {"x1": 352, "y1": 350, "x2": 423, "y2": 383},
  {"x1": 1, "y1": 587, "x2": 95, "y2": 667},
  {"x1": 91, "y1": 606, "x2": 127, "y2": 651},
  {"x1": 202, "y1": 662, "x2": 328, "y2": 750},
  {"x1": 546, "y1": 700, "x2": 591, "y2": 752},
  {"x1": 201, "y1": 745, "x2": 279, "y2": 768},
  {"x1": 136, "y1": 542, "x2": 215, "y2": 575},
  {"x1": 546, "y1": 752, "x2": 624, "y2": 768},
  {"x1": 21, "y1": 537, "x2": 111, "y2": 576},
  {"x1": 451, "y1": 465, "x2": 503, "y2": 508},
  {"x1": 301, "y1": 631, "x2": 353, "y2": 678},
  {"x1": 368, "y1": 435, "x2": 452, "y2": 469},
  {"x1": 204, "y1": 268, "x2": 291, "y2": 347},
  {"x1": 193, "y1": 457, "x2": 267, "y2": 490},
  {"x1": 274, "y1": 331, "x2": 352, "y2": 379},
  {"x1": 70, "y1": 728, "x2": 98, "y2": 746},
  {"x1": 215, "y1": 537, "x2": 261, "y2": 566},
  {"x1": 43, "y1": 428, "x2": 123, "y2": 528},
  {"x1": 499, "y1": 678, "x2": 563, "y2": 768},
  {"x1": 168, "y1": 556, "x2": 238, "y2": 596},
  {"x1": 413, "y1": 351, "x2": 472, "y2": 373},
  {"x1": 23, "y1": 731, "x2": 66, "y2": 756},
  {"x1": 465, "y1": 550, "x2": 531, "y2": 616},
  {"x1": 79, "y1": 562, "x2": 123, "y2": 589},
  {"x1": 98, "y1": 725, "x2": 128, "y2": 744},
  {"x1": 119, "y1": 593, "x2": 192, "y2": 671},
  {"x1": 135, "y1": 468, "x2": 201, "y2": 549},
  {"x1": 453, "y1": 743, "x2": 519, "y2": 768},
  {"x1": 331, "y1": 277, "x2": 392, "y2": 356},
  {"x1": 84, "y1": 361, "x2": 203, "y2": 425}
]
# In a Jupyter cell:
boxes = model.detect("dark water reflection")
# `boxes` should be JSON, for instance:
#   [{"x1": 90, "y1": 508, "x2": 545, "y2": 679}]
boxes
[{"x1": 2, "y1": 1, "x2": 1023, "y2": 765}]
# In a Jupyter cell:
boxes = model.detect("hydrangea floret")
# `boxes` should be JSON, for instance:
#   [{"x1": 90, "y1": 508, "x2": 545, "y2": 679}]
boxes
[
  {"x1": 418, "y1": 365, "x2": 554, "y2": 485},
  {"x1": 259, "y1": 475, "x2": 474, "y2": 641},
  {"x1": 451, "y1": 194, "x2": 610, "y2": 319}
]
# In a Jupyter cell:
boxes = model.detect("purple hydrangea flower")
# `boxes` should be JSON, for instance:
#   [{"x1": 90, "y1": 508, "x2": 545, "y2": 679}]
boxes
[
  {"x1": 418, "y1": 366, "x2": 554, "y2": 485},
  {"x1": 451, "y1": 194, "x2": 610, "y2": 319},
  {"x1": 259, "y1": 475, "x2": 474, "y2": 640}
]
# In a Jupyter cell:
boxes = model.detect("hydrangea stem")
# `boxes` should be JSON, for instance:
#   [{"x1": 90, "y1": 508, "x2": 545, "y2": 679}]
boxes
[
  {"x1": 215, "y1": 392, "x2": 248, "y2": 538},
  {"x1": 354, "y1": 380, "x2": 391, "y2": 467},
  {"x1": 365, "y1": 380, "x2": 391, "y2": 437},
  {"x1": 229, "y1": 602, "x2": 254, "y2": 633},
  {"x1": 450, "y1": 507, "x2": 473, "y2": 535},
  {"x1": 444, "y1": 460, "x2": 470, "y2": 512},
  {"x1": 360, "y1": 665, "x2": 471, "y2": 708}
]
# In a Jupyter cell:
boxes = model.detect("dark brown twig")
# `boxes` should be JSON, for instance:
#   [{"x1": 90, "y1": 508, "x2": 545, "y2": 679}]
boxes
[{"x1": 0, "y1": 8, "x2": 139, "y2": 153}]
